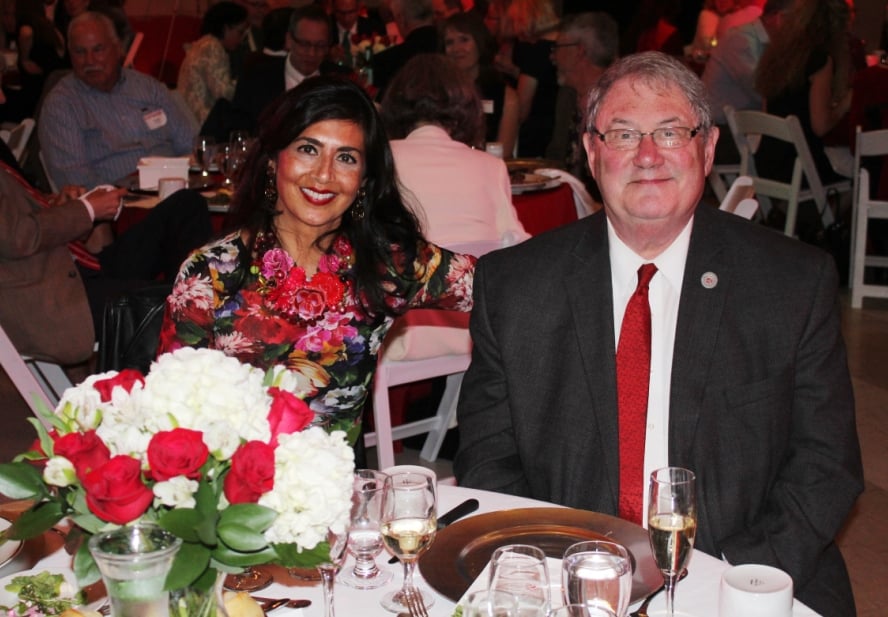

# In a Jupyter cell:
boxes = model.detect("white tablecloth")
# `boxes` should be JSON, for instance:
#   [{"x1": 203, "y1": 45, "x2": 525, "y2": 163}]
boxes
[{"x1": 21, "y1": 485, "x2": 821, "y2": 616}]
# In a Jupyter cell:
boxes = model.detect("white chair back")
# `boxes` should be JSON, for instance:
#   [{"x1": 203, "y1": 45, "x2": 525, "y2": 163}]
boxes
[
  {"x1": 1, "y1": 118, "x2": 35, "y2": 164},
  {"x1": 724, "y1": 106, "x2": 851, "y2": 237},
  {"x1": 0, "y1": 322, "x2": 71, "y2": 427},
  {"x1": 849, "y1": 126, "x2": 888, "y2": 307},
  {"x1": 365, "y1": 240, "x2": 507, "y2": 470}
]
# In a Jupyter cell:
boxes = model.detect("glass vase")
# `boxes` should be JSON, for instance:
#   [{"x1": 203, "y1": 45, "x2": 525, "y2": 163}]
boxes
[
  {"x1": 88, "y1": 522, "x2": 182, "y2": 617},
  {"x1": 170, "y1": 571, "x2": 228, "y2": 617}
]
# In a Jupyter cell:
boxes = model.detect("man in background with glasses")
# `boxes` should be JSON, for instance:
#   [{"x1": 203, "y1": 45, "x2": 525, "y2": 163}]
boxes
[
  {"x1": 455, "y1": 51, "x2": 861, "y2": 617},
  {"x1": 231, "y1": 4, "x2": 345, "y2": 133}
]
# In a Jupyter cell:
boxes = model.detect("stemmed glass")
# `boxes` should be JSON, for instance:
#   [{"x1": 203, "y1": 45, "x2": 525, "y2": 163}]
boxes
[
  {"x1": 379, "y1": 471, "x2": 437, "y2": 613},
  {"x1": 192, "y1": 135, "x2": 215, "y2": 177},
  {"x1": 341, "y1": 469, "x2": 393, "y2": 589},
  {"x1": 561, "y1": 541, "x2": 632, "y2": 617},
  {"x1": 647, "y1": 467, "x2": 696, "y2": 617},
  {"x1": 318, "y1": 526, "x2": 349, "y2": 617}
]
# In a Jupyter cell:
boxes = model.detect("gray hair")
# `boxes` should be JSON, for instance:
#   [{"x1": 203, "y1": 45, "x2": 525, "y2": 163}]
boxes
[
  {"x1": 585, "y1": 51, "x2": 713, "y2": 136},
  {"x1": 560, "y1": 12, "x2": 619, "y2": 69},
  {"x1": 68, "y1": 11, "x2": 121, "y2": 49},
  {"x1": 392, "y1": 0, "x2": 434, "y2": 24}
]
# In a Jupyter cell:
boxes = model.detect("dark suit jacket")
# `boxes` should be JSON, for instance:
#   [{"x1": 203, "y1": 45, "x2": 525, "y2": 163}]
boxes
[
  {"x1": 370, "y1": 24, "x2": 439, "y2": 98},
  {"x1": 329, "y1": 15, "x2": 386, "y2": 47},
  {"x1": 454, "y1": 205, "x2": 863, "y2": 616},
  {"x1": 229, "y1": 56, "x2": 351, "y2": 133},
  {"x1": 0, "y1": 170, "x2": 94, "y2": 364}
]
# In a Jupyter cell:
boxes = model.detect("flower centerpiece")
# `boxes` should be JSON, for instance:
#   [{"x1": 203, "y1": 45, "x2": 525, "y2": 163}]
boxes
[{"x1": 0, "y1": 347, "x2": 355, "y2": 593}]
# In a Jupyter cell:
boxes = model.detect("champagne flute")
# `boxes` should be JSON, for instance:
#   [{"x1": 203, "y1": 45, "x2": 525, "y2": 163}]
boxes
[
  {"x1": 192, "y1": 135, "x2": 214, "y2": 177},
  {"x1": 561, "y1": 541, "x2": 631, "y2": 617},
  {"x1": 341, "y1": 469, "x2": 393, "y2": 589},
  {"x1": 647, "y1": 467, "x2": 696, "y2": 617},
  {"x1": 318, "y1": 526, "x2": 349, "y2": 617},
  {"x1": 379, "y1": 471, "x2": 437, "y2": 613}
]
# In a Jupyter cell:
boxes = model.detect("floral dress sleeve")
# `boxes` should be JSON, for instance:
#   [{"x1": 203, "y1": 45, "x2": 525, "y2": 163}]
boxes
[
  {"x1": 159, "y1": 233, "x2": 244, "y2": 354},
  {"x1": 385, "y1": 241, "x2": 478, "y2": 313}
]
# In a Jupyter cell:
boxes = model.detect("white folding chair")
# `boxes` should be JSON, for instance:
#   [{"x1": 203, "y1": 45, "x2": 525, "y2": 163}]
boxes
[
  {"x1": 725, "y1": 106, "x2": 852, "y2": 238},
  {"x1": 365, "y1": 240, "x2": 505, "y2": 470},
  {"x1": 718, "y1": 175, "x2": 754, "y2": 213},
  {"x1": 1, "y1": 118, "x2": 35, "y2": 165},
  {"x1": 0, "y1": 322, "x2": 71, "y2": 427},
  {"x1": 849, "y1": 126, "x2": 888, "y2": 308}
]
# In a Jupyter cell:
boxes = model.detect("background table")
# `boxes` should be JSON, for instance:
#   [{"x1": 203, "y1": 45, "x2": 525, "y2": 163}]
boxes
[{"x1": 512, "y1": 183, "x2": 577, "y2": 236}]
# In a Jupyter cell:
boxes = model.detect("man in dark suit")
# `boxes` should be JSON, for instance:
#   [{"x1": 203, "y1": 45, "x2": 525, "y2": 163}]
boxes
[
  {"x1": 454, "y1": 51, "x2": 862, "y2": 617},
  {"x1": 370, "y1": 0, "x2": 438, "y2": 98},
  {"x1": 230, "y1": 4, "x2": 342, "y2": 133},
  {"x1": 329, "y1": 0, "x2": 385, "y2": 50}
]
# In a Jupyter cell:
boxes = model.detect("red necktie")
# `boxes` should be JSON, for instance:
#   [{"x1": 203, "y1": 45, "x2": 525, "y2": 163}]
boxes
[{"x1": 617, "y1": 263, "x2": 657, "y2": 525}]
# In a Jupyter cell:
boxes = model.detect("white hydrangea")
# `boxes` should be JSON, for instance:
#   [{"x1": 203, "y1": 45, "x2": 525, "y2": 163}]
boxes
[
  {"x1": 136, "y1": 348, "x2": 273, "y2": 450},
  {"x1": 259, "y1": 427, "x2": 354, "y2": 548},
  {"x1": 54, "y1": 370, "x2": 139, "y2": 431}
]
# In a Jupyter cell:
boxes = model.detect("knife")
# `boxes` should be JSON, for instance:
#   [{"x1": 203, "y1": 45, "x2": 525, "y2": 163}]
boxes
[{"x1": 388, "y1": 498, "x2": 479, "y2": 563}]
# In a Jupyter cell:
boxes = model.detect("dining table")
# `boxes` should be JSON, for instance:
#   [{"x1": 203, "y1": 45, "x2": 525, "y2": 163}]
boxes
[{"x1": 0, "y1": 484, "x2": 821, "y2": 617}]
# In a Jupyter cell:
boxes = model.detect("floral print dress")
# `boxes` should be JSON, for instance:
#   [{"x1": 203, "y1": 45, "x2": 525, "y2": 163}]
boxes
[{"x1": 158, "y1": 231, "x2": 476, "y2": 444}]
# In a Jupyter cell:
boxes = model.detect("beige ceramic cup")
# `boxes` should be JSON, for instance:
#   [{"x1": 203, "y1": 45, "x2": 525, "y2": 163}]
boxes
[{"x1": 719, "y1": 564, "x2": 793, "y2": 617}]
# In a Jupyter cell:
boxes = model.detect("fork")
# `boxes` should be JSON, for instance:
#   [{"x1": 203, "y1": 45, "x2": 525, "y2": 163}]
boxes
[{"x1": 403, "y1": 587, "x2": 429, "y2": 617}]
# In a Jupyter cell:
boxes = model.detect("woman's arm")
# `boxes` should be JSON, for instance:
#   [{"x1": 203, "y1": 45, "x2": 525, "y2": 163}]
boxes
[
  {"x1": 17, "y1": 25, "x2": 42, "y2": 75},
  {"x1": 808, "y1": 55, "x2": 851, "y2": 137},
  {"x1": 497, "y1": 85, "x2": 520, "y2": 158},
  {"x1": 515, "y1": 73, "x2": 538, "y2": 124}
]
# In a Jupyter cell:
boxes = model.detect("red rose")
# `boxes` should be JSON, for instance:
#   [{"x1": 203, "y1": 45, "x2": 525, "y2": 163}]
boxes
[
  {"x1": 82, "y1": 455, "x2": 153, "y2": 524},
  {"x1": 147, "y1": 428, "x2": 209, "y2": 481},
  {"x1": 266, "y1": 388, "x2": 313, "y2": 447},
  {"x1": 54, "y1": 430, "x2": 111, "y2": 481},
  {"x1": 93, "y1": 369, "x2": 145, "y2": 403},
  {"x1": 224, "y1": 441, "x2": 275, "y2": 504}
]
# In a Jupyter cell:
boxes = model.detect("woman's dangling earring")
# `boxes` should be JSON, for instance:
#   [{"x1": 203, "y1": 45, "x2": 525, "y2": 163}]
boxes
[
  {"x1": 351, "y1": 188, "x2": 366, "y2": 221},
  {"x1": 264, "y1": 161, "x2": 277, "y2": 210}
]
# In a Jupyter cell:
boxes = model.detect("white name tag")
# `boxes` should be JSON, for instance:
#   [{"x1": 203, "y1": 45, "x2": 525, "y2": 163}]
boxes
[
  {"x1": 143, "y1": 109, "x2": 168, "y2": 131},
  {"x1": 482, "y1": 99, "x2": 494, "y2": 114}
]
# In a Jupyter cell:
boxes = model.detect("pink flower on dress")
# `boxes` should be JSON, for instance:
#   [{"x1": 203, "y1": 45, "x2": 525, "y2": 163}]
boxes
[{"x1": 261, "y1": 248, "x2": 294, "y2": 282}]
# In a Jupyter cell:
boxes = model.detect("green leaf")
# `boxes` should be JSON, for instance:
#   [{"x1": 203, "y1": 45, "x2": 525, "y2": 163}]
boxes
[
  {"x1": 210, "y1": 544, "x2": 277, "y2": 567},
  {"x1": 159, "y1": 508, "x2": 206, "y2": 544},
  {"x1": 166, "y1": 543, "x2": 211, "y2": 590},
  {"x1": 72, "y1": 540, "x2": 101, "y2": 588},
  {"x1": 272, "y1": 541, "x2": 330, "y2": 569},
  {"x1": 0, "y1": 462, "x2": 50, "y2": 499},
  {"x1": 9, "y1": 501, "x2": 65, "y2": 540},
  {"x1": 25, "y1": 417, "x2": 57, "y2": 458},
  {"x1": 218, "y1": 504, "x2": 276, "y2": 530},
  {"x1": 194, "y1": 480, "x2": 217, "y2": 517},
  {"x1": 216, "y1": 522, "x2": 267, "y2": 552}
]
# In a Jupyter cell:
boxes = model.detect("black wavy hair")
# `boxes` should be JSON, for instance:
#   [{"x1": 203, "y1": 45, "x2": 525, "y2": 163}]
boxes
[{"x1": 226, "y1": 76, "x2": 424, "y2": 319}]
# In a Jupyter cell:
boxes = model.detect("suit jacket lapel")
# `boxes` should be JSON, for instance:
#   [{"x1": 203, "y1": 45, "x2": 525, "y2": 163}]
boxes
[
  {"x1": 669, "y1": 206, "x2": 731, "y2": 463},
  {"x1": 564, "y1": 213, "x2": 620, "y2": 507}
]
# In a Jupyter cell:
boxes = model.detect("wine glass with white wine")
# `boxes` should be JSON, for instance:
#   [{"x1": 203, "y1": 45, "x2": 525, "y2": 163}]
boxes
[
  {"x1": 647, "y1": 467, "x2": 696, "y2": 617},
  {"x1": 379, "y1": 471, "x2": 437, "y2": 613}
]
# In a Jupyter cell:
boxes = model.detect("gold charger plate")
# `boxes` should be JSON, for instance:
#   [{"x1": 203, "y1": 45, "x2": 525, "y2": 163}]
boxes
[{"x1": 418, "y1": 507, "x2": 663, "y2": 603}]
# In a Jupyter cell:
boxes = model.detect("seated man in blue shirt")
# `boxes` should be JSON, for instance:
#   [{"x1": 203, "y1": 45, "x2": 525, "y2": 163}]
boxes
[{"x1": 39, "y1": 11, "x2": 197, "y2": 189}]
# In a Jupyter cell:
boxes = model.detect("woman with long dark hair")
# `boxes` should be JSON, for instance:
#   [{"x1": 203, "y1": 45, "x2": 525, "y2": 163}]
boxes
[{"x1": 159, "y1": 76, "x2": 476, "y2": 444}]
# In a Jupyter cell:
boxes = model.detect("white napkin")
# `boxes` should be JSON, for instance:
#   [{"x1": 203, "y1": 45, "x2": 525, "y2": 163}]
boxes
[{"x1": 535, "y1": 168, "x2": 599, "y2": 218}]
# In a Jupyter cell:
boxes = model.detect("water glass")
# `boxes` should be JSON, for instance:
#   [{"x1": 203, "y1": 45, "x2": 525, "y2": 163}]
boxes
[
  {"x1": 341, "y1": 469, "x2": 393, "y2": 589},
  {"x1": 489, "y1": 544, "x2": 550, "y2": 617},
  {"x1": 462, "y1": 590, "x2": 520, "y2": 617},
  {"x1": 561, "y1": 541, "x2": 632, "y2": 617}
]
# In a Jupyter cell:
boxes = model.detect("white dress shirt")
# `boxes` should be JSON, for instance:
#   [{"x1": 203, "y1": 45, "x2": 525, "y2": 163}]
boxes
[
  {"x1": 284, "y1": 55, "x2": 319, "y2": 91},
  {"x1": 608, "y1": 216, "x2": 692, "y2": 525}
]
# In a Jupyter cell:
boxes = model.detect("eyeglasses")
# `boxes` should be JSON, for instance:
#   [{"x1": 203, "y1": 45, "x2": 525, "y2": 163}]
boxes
[
  {"x1": 552, "y1": 41, "x2": 579, "y2": 49},
  {"x1": 591, "y1": 125, "x2": 702, "y2": 150},
  {"x1": 292, "y1": 38, "x2": 330, "y2": 52}
]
